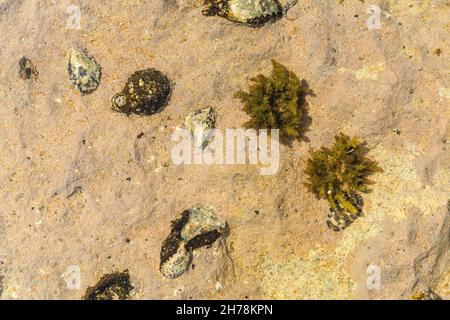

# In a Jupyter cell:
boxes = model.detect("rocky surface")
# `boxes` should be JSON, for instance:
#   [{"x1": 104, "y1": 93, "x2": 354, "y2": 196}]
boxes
[{"x1": 0, "y1": 0, "x2": 448, "y2": 299}]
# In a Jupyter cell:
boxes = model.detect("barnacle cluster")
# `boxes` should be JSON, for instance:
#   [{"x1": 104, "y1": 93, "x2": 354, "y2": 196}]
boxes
[
  {"x1": 112, "y1": 68, "x2": 171, "y2": 116},
  {"x1": 304, "y1": 133, "x2": 382, "y2": 231},
  {"x1": 235, "y1": 60, "x2": 311, "y2": 141},
  {"x1": 160, "y1": 205, "x2": 225, "y2": 279},
  {"x1": 83, "y1": 271, "x2": 134, "y2": 300}
]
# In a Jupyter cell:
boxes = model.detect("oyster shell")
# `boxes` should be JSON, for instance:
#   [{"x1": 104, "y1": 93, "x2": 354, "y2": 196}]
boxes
[
  {"x1": 184, "y1": 107, "x2": 216, "y2": 149},
  {"x1": 67, "y1": 48, "x2": 101, "y2": 94},
  {"x1": 160, "y1": 205, "x2": 225, "y2": 279},
  {"x1": 112, "y1": 68, "x2": 171, "y2": 115},
  {"x1": 203, "y1": 0, "x2": 298, "y2": 26}
]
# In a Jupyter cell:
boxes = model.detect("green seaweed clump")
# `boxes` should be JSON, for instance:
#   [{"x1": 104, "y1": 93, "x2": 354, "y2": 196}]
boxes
[
  {"x1": 304, "y1": 133, "x2": 382, "y2": 230},
  {"x1": 235, "y1": 60, "x2": 311, "y2": 140}
]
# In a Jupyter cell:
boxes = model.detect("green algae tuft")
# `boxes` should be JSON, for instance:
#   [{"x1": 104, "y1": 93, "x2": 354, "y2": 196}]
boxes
[
  {"x1": 235, "y1": 60, "x2": 311, "y2": 142},
  {"x1": 304, "y1": 133, "x2": 382, "y2": 231}
]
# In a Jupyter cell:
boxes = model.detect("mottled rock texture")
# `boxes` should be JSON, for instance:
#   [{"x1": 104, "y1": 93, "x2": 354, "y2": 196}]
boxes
[{"x1": 0, "y1": 0, "x2": 448, "y2": 299}]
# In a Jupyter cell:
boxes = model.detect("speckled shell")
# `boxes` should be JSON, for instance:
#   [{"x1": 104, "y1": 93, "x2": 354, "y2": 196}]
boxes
[
  {"x1": 326, "y1": 209, "x2": 359, "y2": 232},
  {"x1": 67, "y1": 48, "x2": 101, "y2": 94},
  {"x1": 203, "y1": 0, "x2": 285, "y2": 26},
  {"x1": 181, "y1": 205, "x2": 225, "y2": 241},
  {"x1": 184, "y1": 108, "x2": 216, "y2": 149},
  {"x1": 112, "y1": 68, "x2": 171, "y2": 115},
  {"x1": 326, "y1": 194, "x2": 363, "y2": 231},
  {"x1": 160, "y1": 242, "x2": 193, "y2": 279}
]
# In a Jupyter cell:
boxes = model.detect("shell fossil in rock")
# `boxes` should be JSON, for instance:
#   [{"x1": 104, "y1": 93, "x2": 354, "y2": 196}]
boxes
[
  {"x1": 160, "y1": 205, "x2": 225, "y2": 279},
  {"x1": 67, "y1": 48, "x2": 101, "y2": 94},
  {"x1": 112, "y1": 68, "x2": 171, "y2": 115},
  {"x1": 184, "y1": 107, "x2": 216, "y2": 149},
  {"x1": 202, "y1": 0, "x2": 297, "y2": 26}
]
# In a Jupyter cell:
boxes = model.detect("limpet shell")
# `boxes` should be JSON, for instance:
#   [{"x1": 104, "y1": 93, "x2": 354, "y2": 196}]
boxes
[
  {"x1": 203, "y1": 0, "x2": 297, "y2": 26},
  {"x1": 184, "y1": 107, "x2": 216, "y2": 149},
  {"x1": 67, "y1": 48, "x2": 101, "y2": 94},
  {"x1": 112, "y1": 68, "x2": 171, "y2": 115},
  {"x1": 19, "y1": 57, "x2": 38, "y2": 80}
]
